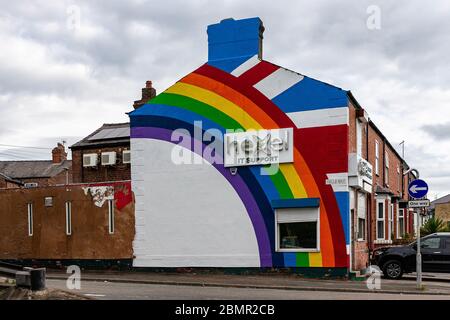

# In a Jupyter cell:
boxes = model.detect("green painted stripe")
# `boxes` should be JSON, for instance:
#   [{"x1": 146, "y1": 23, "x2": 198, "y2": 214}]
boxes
[
  {"x1": 149, "y1": 93, "x2": 293, "y2": 199},
  {"x1": 151, "y1": 93, "x2": 242, "y2": 130},
  {"x1": 296, "y1": 252, "x2": 310, "y2": 267}
]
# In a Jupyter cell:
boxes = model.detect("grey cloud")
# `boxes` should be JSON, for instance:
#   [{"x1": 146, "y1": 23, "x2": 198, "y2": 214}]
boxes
[{"x1": 422, "y1": 123, "x2": 450, "y2": 140}]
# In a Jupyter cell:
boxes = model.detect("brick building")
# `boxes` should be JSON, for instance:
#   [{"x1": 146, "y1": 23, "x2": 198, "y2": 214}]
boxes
[
  {"x1": 0, "y1": 143, "x2": 72, "y2": 188},
  {"x1": 430, "y1": 194, "x2": 450, "y2": 226},
  {"x1": 70, "y1": 123, "x2": 131, "y2": 183},
  {"x1": 0, "y1": 172, "x2": 23, "y2": 189},
  {"x1": 348, "y1": 96, "x2": 419, "y2": 270}
]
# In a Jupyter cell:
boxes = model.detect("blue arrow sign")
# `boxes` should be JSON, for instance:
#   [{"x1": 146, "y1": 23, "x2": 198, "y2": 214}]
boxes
[{"x1": 408, "y1": 179, "x2": 428, "y2": 199}]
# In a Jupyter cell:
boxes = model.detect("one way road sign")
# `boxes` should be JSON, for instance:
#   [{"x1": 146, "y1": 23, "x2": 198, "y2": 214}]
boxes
[{"x1": 408, "y1": 179, "x2": 429, "y2": 199}]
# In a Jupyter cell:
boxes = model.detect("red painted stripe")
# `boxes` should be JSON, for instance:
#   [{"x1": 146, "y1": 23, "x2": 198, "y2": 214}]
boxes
[
  {"x1": 193, "y1": 63, "x2": 348, "y2": 267},
  {"x1": 237, "y1": 61, "x2": 279, "y2": 86}
]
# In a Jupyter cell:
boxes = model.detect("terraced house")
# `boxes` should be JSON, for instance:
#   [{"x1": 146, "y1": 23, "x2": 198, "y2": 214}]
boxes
[{"x1": 129, "y1": 17, "x2": 420, "y2": 275}]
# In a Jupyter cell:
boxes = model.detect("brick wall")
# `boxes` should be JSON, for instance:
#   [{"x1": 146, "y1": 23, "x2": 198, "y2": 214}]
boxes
[
  {"x1": 72, "y1": 145, "x2": 131, "y2": 183},
  {"x1": 435, "y1": 203, "x2": 450, "y2": 223},
  {"x1": 0, "y1": 182, "x2": 134, "y2": 260}
]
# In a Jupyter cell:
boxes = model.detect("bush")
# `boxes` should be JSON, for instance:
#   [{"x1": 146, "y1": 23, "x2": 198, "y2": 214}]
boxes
[{"x1": 420, "y1": 217, "x2": 447, "y2": 236}]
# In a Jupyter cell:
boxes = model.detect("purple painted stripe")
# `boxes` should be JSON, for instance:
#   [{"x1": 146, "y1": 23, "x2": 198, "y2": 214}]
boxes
[{"x1": 131, "y1": 126, "x2": 272, "y2": 267}]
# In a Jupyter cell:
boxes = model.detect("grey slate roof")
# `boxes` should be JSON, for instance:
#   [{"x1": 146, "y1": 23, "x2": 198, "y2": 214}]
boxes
[
  {"x1": 0, "y1": 172, "x2": 24, "y2": 185},
  {"x1": 0, "y1": 160, "x2": 71, "y2": 179},
  {"x1": 430, "y1": 194, "x2": 450, "y2": 209},
  {"x1": 70, "y1": 122, "x2": 130, "y2": 149}
]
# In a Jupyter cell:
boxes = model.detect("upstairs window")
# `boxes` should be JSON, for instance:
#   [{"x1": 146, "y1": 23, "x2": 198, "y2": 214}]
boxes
[
  {"x1": 385, "y1": 151, "x2": 389, "y2": 186},
  {"x1": 375, "y1": 140, "x2": 379, "y2": 176}
]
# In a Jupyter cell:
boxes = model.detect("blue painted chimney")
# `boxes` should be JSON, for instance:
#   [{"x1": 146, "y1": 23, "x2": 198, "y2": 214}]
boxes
[{"x1": 207, "y1": 17, "x2": 264, "y2": 72}]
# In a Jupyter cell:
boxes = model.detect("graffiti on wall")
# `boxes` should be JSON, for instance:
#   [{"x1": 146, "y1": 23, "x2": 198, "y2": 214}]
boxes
[{"x1": 82, "y1": 186, "x2": 114, "y2": 207}]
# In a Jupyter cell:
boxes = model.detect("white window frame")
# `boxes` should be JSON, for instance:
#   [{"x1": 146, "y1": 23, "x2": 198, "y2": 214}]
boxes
[
  {"x1": 385, "y1": 151, "x2": 389, "y2": 186},
  {"x1": 108, "y1": 199, "x2": 115, "y2": 234},
  {"x1": 122, "y1": 150, "x2": 131, "y2": 164},
  {"x1": 356, "y1": 192, "x2": 366, "y2": 241},
  {"x1": 65, "y1": 201, "x2": 72, "y2": 236},
  {"x1": 397, "y1": 208, "x2": 405, "y2": 239},
  {"x1": 375, "y1": 140, "x2": 379, "y2": 176},
  {"x1": 27, "y1": 203, "x2": 33, "y2": 236},
  {"x1": 389, "y1": 203, "x2": 393, "y2": 240},
  {"x1": 357, "y1": 217, "x2": 366, "y2": 241},
  {"x1": 376, "y1": 199, "x2": 385, "y2": 240},
  {"x1": 275, "y1": 207, "x2": 320, "y2": 253}
]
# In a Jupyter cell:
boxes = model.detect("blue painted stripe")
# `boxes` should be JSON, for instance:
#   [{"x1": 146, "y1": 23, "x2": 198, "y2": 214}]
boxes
[
  {"x1": 334, "y1": 192, "x2": 350, "y2": 245},
  {"x1": 271, "y1": 197, "x2": 320, "y2": 208}
]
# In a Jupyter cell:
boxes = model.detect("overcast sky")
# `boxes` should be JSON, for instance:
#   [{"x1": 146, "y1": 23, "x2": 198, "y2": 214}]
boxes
[{"x1": 0, "y1": 0, "x2": 449, "y2": 199}]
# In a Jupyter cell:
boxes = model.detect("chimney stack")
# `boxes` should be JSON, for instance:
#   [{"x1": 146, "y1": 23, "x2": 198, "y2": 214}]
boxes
[
  {"x1": 133, "y1": 80, "x2": 156, "y2": 109},
  {"x1": 52, "y1": 143, "x2": 67, "y2": 164},
  {"x1": 207, "y1": 17, "x2": 264, "y2": 72}
]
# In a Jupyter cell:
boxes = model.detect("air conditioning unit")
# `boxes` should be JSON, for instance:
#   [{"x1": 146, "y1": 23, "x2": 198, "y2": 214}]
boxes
[
  {"x1": 101, "y1": 151, "x2": 117, "y2": 166},
  {"x1": 83, "y1": 153, "x2": 98, "y2": 167},
  {"x1": 122, "y1": 150, "x2": 131, "y2": 164},
  {"x1": 24, "y1": 182, "x2": 38, "y2": 188}
]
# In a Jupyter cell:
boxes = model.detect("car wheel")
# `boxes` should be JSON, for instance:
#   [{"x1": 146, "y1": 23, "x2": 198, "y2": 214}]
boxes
[{"x1": 382, "y1": 260, "x2": 403, "y2": 279}]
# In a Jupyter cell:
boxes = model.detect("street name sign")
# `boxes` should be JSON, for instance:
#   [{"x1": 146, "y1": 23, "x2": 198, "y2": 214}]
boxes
[
  {"x1": 408, "y1": 179, "x2": 429, "y2": 199},
  {"x1": 408, "y1": 199, "x2": 430, "y2": 208}
]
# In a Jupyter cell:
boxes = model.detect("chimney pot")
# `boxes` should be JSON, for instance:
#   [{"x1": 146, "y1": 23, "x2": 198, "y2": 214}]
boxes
[
  {"x1": 133, "y1": 80, "x2": 156, "y2": 110},
  {"x1": 52, "y1": 143, "x2": 67, "y2": 164}
]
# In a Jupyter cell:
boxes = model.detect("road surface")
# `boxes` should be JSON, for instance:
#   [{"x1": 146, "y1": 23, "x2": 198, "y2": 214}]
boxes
[{"x1": 47, "y1": 279, "x2": 450, "y2": 300}]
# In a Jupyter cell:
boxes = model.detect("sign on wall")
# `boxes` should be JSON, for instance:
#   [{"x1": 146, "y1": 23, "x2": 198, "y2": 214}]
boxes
[{"x1": 224, "y1": 128, "x2": 294, "y2": 167}]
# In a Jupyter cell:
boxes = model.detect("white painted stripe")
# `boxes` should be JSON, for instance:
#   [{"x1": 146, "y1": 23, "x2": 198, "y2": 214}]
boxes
[
  {"x1": 253, "y1": 67, "x2": 304, "y2": 99},
  {"x1": 326, "y1": 172, "x2": 348, "y2": 192},
  {"x1": 286, "y1": 107, "x2": 348, "y2": 129},
  {"x1": 230, "y1": 55, "x2": 261, "y2": 77}
]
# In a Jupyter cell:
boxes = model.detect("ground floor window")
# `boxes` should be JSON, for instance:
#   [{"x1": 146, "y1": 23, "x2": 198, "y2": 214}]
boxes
[
  {"x1": 398, "y1": 208, "x2": 405, "y2": 238},
  {"x1": 376, "y1": 200, "x2": 385, "y2": 240},
  {"x1": 357, "y1": 192, "x2": 366, "y2": 240},
  {"x1": 276, "y1": 207, "x2": 320, "y2": 251},
  {"x1": 27, "y1": 203, "x2": 33, "y2": 236},
  {"x1": 358, "y1": 218, "x2": 366, "y2": 240},
  {"x1": 65, "y1": 201, "x2": 72, "y2": 235},
  {"x1": 108, "y1": 199, "x2": 114, "y2": 234}
]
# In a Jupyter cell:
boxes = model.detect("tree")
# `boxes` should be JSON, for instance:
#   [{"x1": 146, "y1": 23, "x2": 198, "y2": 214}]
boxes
[{"x1": 420, "y1": 217, "x2": 447, "y2": 236}]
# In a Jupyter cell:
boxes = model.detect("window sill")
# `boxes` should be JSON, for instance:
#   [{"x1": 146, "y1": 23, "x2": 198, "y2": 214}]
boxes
[
  {"x1": 357, "y1": 238, "x2": 366, "y2": 242},
  {"x1": 374, "y1": 239, "x2": 393, "y2": 244},
  {"x1": 276, "y1": 249, "x2": 320, "y2": 253}
]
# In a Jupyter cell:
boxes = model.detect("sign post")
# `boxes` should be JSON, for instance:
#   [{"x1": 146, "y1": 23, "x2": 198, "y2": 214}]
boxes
[{"x1": 408, "y1": 178, "x2": 429, "y2": 290}]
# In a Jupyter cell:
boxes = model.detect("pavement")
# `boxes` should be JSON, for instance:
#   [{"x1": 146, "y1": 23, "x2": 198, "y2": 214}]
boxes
[
  {"x1": 45, "y1": 278, "x2": 450, "y2": 300},
  {"x1": 45, "y1": 270, "x2": 450, "y2": 297}
]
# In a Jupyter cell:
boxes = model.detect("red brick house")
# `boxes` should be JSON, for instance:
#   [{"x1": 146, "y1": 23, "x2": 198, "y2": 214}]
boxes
[
  {"x1": 348, "y1": 95, "x2": 419, "y2": 270},
  {"x1": 0, "y1": 143, "x2": 72, "y2": 188},
  {"x1": 70, "y1": 122, "x2": 131, "y2": 183}
]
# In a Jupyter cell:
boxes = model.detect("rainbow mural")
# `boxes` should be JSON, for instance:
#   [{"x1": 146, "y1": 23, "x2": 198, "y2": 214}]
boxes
[{"x1": 130, "y1": 17, "x2": 351, "y2": 269}]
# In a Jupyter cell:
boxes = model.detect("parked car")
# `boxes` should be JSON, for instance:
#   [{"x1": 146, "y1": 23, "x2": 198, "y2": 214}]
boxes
[{"x1": 371, "y1": 232, "x2": 450, "y2": 279}]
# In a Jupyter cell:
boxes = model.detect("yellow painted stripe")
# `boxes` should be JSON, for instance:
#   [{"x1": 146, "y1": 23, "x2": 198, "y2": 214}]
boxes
[
  {"x1": 279, "y1": 164, "x2": 307, "y2": 198},
  {"x1": 166, "y1": 82, "x2": 307, "y2": 198},
  {"x1": 308, "y1": 252, "x2": 323, "y2": 267},
  {"x1": 166, "y1": 83, "x2": 261, "y2": 130}
]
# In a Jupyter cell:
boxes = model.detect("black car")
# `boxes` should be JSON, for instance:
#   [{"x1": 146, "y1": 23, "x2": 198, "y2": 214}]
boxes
[{"x1": 371, "y1": 232, "x2": 450, "y2": 279}]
